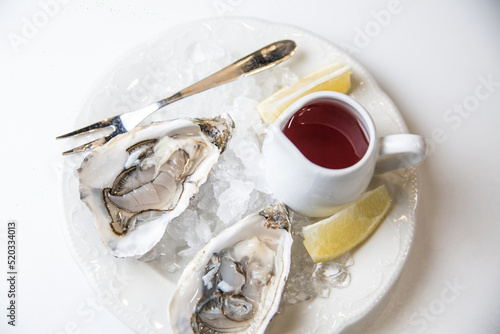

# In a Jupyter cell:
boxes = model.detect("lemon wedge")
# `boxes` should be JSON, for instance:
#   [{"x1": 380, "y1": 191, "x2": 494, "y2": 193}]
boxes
[
  {"x1": 303, "y1": 185, "x2": 391, "y2": 263},
  {"x1": 257, "y1": 61, "x2": 352, "y2": 122}
]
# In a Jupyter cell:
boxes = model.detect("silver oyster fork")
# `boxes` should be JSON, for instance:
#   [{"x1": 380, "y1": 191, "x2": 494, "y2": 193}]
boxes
[{"x1": 57, "y1": 40, "x2": 297, "y2": 155}]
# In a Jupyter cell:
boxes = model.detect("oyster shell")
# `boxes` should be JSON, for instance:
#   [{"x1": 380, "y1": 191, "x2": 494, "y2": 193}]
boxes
[
  {"x1": 78, "y1": 114, "x2": 234, "y2": 258},
  {"x1": 169, "y1": 203, "x2": 292, "y2": 334}
]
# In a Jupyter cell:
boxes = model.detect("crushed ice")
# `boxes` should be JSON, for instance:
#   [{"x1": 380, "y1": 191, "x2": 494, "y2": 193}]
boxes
[{"x1": 281, "y1": 214, "x2": 354, "y2": 305}]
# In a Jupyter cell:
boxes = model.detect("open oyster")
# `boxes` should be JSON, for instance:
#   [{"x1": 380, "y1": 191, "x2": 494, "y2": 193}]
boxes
[
  {"x1": 169, "y1": 203, "x2": 292, "y2": 334},
  {"x1": 78, "y1": 114, "x2": 234, "y2": 258}
]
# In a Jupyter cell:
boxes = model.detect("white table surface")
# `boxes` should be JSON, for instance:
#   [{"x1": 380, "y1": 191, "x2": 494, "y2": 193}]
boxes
[{"x1": 1, "y1": 1, "x2": 499, "y2": 333}]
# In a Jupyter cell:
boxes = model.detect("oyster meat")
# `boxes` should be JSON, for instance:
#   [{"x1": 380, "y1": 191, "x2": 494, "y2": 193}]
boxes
[
  {"x1": 169, "y1": 203, "x2": 292, "y2": 334},
  {"x1": 78, "y1": 114, "x2": 234, "y2": 258}
]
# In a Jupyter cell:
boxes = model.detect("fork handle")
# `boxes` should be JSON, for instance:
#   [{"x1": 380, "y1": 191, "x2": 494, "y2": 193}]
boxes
[{"x1": 156, "y1": 40, "x2": 297, "y2": 108}]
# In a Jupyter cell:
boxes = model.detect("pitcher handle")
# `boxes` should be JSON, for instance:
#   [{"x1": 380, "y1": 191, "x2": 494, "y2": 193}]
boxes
[{"x1": 375, "y1": 134, "x2": 427, "y2": 174}]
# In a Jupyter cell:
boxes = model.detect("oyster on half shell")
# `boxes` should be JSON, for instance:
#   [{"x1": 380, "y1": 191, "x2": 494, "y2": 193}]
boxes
[
  {"x1": 78, "y1": 114, "x2": 234, "y2": 258},
  {"x1": 169, "y1": 203, "x2": 292, "y2": 334}
]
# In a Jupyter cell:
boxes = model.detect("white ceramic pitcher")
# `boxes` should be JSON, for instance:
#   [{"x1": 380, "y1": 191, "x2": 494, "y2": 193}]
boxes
[{"x1": 262, "y1": 91, "x2": 427, "y2": 217}]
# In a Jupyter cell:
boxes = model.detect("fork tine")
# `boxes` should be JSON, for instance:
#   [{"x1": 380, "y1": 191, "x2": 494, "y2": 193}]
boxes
[
  {"x1": 61, "y1": 132, "x2": 115, "y2": 155},
  {"x1": 56, "y1": 117, "x2": 115, "y2": 139}
]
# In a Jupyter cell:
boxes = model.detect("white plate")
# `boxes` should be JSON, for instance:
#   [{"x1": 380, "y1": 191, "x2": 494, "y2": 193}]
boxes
[{"x1": 57, "y1": 18, "x2": 418, "y2": 334}]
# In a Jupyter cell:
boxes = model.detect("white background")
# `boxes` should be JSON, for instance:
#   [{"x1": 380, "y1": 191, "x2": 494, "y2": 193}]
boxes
[{"x1": 1, "y1": 0, "x2": 500, "y2": 333}]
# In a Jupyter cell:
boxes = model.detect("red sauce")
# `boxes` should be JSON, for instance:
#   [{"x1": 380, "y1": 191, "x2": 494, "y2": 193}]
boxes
[{"x1": 282, "y1": 99, "x2": 369, "y2": 169}]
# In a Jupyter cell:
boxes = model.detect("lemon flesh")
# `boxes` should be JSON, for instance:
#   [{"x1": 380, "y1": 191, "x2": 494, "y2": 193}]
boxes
[
  {"x1": 303, "y1": 185, "x2": 391, "y2": 263},
  {"x1": 257, "y1": 61, "x2": 352, "y2": 123}
]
